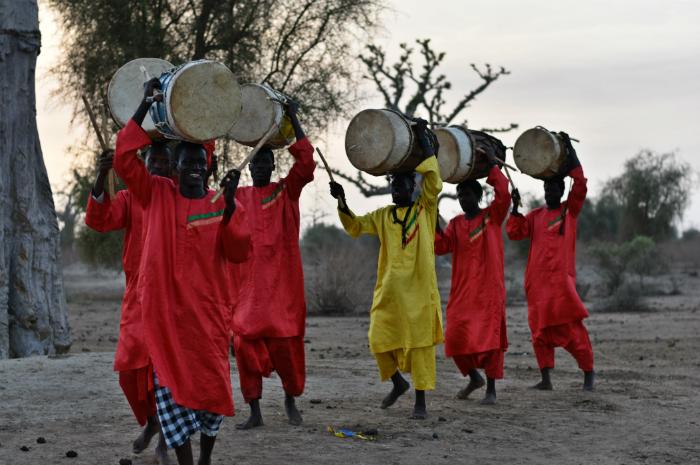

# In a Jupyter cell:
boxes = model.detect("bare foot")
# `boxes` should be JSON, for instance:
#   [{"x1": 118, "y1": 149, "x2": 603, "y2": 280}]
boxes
[
  {"x1": 381, "y1": 377, "x2": 409, "y2": 409},
  {"x1": 285, "y1": 395, "x2": 303, "y2": 426},
  {"x1": 155, "y1": 435, "x2": 171, "y2": 465},
  {"x1": 480, "y1": 392, "x2": 497, "y2": 405},
  {"x1": 530, "y1": 380, "x2": 553, "y2": 390},
  {"x1": 457, "y1": 377, "x2": 485, "y2": 399},
  {"x1": 410, "y1": 405, "x2": 428, "y2": 420},
  {"x1": 133, "y1": 418, "x2": 158, "y2": 454},
  {"x1": 236, "y1": 414, "x2": 263, "y2": 430}
]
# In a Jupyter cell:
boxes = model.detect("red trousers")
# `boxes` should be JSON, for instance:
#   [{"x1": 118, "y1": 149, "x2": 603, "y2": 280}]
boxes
[
  {"x1": 453, "y1": 349, "x2": 505, "y2": 379},
  {"x1": 532, "y1": 320, "x2": 594, "y2": 371},
  {"x1": 234, "y1": 336, "x2": 305, "y2": 404},
  {"x1": 118, "y1": 365, "x2": 156, "y2": 426}
]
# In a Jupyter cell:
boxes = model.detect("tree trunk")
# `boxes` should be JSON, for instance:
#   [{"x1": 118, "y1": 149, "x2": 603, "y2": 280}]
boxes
[{"x1": 0, "y1": 0, "x2": 71, "y2": 358}]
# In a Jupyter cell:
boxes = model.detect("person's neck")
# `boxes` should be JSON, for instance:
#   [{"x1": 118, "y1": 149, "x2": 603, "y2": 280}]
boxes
[
  {"x1": 179, "y1": 183, "x2": 206, "y2": 199},
  {"x1": 464, "y1": 206, "x2": 481, "y2": 219},
  {"x1": 253, "y1": 179, "x2": 271, "y2": 188},
  {"x1": 546, "y1": 201, "x2": 561, "y2": 210}
]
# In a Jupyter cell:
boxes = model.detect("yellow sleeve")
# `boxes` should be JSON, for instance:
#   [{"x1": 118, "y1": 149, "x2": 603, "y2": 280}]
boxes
[
  {"x1": 415, "y1": 156, "x2": 442, "y2": 209},
  {"x1": 338, "y1": 206, "x2": 379, "y2": 238}
]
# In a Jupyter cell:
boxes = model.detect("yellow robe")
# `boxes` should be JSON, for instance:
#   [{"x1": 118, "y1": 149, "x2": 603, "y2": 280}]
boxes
[{"x1": 339, "y1": 156, "x2": 444, "y2": 356}]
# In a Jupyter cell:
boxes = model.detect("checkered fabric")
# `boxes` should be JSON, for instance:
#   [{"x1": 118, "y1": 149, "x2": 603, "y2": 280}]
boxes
[{"x1": 153, "y1": 374, "x2": 224, "y2": 448}]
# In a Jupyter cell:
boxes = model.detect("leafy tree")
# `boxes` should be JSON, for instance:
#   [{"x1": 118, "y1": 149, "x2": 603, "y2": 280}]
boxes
[
  {"x1": 591, "y1": 236, "x2": 660, "y2": 295},
  {"x1": 601, "y1": 150, "x2": 695, "y2": 241}
]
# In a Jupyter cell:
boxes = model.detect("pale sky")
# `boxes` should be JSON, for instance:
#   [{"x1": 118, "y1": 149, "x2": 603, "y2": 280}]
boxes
[{"x1": 37, "y1": 1, "x2": 700, "y2": 231}]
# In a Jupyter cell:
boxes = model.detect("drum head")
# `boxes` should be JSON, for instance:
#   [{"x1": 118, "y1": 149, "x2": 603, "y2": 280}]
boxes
[
  {"x1": 345, "y1": 109, "x2": 410, "y2": 175},
  {"x1": 513, "y1": 127, "x2": 561, "y2": 178},
  {"x1": 168, "y1": 61, "x2": 241, "y2": 142},
  {"x1": 229, "y1": 84, "x2": 285, "y2": 146},
  {"x1": 435, "y1": 126, "x2": 473, "y2": 183},
  {"x1": 108, "y1": 58, "x2": 173, "y2": 134}
]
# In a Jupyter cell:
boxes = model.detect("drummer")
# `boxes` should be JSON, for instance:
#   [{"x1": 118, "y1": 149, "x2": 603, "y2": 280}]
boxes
[
  {"x1": 85, "y1": 143, "x2": 171, "y2": 463},
  {"x1": 434, "y1": 146, "x2": 510, "y2": 405},
  {"x1": 113, "y1": 78, "x2": 251, "y2": 465},
  {"x1": 329, "y1": 119, "x2": 443, "y2": 420},
  {"x1": 231, "y1": 100, "x2": 315, "y2": 430},
  {"x1": 506, "y1": 133, "x2": 595, "y2": 391}
]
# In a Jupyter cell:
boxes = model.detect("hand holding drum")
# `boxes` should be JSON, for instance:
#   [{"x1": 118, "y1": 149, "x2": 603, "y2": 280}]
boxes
[
  {"x1": 434, "y1": 126, "x2": 508, "y2": 183},
  {"x1": 513, "y1": 126, "x2": 580, "y2": 180}
]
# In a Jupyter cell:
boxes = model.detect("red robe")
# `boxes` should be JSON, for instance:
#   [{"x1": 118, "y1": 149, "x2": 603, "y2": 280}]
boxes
[
  {"x1": 435, "y1": 166, "x2": 510, "y2": 359},
  {"x1": 85, "y1": 190, "x2": 149, "y2": 372},
  {"x1": 506, "y1": 166, "x2": 589, "y2": 334},
  {"x1": 113, "y1": 120, "x2": 251, "y2": 416},
  {"x1": 232, "y1": 138, "x2": 315, "y2": 338}
]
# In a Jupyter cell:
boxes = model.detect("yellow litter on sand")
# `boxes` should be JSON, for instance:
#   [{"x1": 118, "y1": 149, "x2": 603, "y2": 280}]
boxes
[{"x1": 327, "y1": 426, "x2": 377, "y2": 441}]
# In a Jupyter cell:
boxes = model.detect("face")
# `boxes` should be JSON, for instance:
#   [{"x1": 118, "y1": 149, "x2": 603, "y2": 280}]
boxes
[
  {"x1": 457, "y1": 184, "x2": 479, "y2": 213},
  {"x1": 391, "y1": 175, "x2": 415, "y2": 206},
  {"x1": 249, "y1": 149, "x2": 275, "y2": 186},
  {"x1": 544, "y1": 179, "x2": 564, "y2": 207},
  {"x1": 144, "y1": 149, "x2": 171, "y2": 178},
  {"x1": 177, "y1": 146, "x2": 207, "y2": 189}
]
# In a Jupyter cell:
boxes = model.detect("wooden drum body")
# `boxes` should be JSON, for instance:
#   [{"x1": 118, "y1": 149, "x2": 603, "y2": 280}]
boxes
[
  {"x1": 228, "y1": 83, "x2": 295, "y2": 149},
  {"x1": 108, "y1": 58, "x2": 173, "y2": 138},
  {"x1": 513, "y1": 127, "x2": 567, "y2": 179},
  {"x1": 435, "y1": 126, "x2": 505, "y2": 183},
  {"x1": 345, "y1": 109, "x2": 425, "y2": 176},
  {"x1": 149, "y1": 60, "x2": 241, "y2": 142}
]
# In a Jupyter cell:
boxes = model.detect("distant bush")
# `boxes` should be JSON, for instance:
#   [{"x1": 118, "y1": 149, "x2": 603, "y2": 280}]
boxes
[
  {"x1": 594, "y1": 282, "x2": 648, "y2": 313},
  {"x1": 590, "y1": 235, "x2": 663, "y2": 295},
  {"x1": 302, "y1": 223, "x2": 378, "y2": 316}
]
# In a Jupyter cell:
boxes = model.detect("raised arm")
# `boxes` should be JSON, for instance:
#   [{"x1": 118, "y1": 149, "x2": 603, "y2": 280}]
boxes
[
  {"x1": 282, "y1": 101, "x2": 315, "y2": 199},
  {"x1": 85, "y1": 190, "x2": 129, "y2": 233},
  {"x1": 506, "y1": 211, "x2": 531, "y2": 241},
  {"x1": 113, "y1": 120, "x2": 153, "y2": 207},
  {"x1": 416, "y1": 156, "x2": 443, "y2": 209},
  {"x1": 217, "y1": 199, "x2": 251, "y2": 263},
  {"x1": 328, "y1": 181, "x2": 378, "y2": 237},
  {"x1": 434, "y1": 218, "x2": 456, "y2": 255},
  {"x1": 486, "y1": 165, "x2": 511, "y2": 225},
  {"x1": 565, "y1": 166, "x2": 587, "y2": 218}
]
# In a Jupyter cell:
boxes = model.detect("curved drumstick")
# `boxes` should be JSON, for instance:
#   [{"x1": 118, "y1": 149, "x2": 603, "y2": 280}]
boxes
[
  {"x1": 210, "y1": 125, "x2": 279, "y2": 203},
  {"x1": 315, "y1": 147, "x2": 335, "y2": 182},
  {"x1": 81, "y1": 94, "x2": 115, "y2": 197}
]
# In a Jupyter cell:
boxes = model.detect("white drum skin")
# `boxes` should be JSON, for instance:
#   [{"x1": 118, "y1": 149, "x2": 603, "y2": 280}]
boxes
[
  {"x1": 344, "y1": 109, "x2": 416, "y2": 176},
  {"x1": 513, "y1": 127, "x2": 566, "y2": 179},
  {"x1": 228, "y1": 83, "x2": 294, "y2": 149},
  {"x1": 108, "y1": 58, "x2": 173, "y2": 138},
  {"x1": 435, "y1": 126, "x2": 473, "y2": 183}
]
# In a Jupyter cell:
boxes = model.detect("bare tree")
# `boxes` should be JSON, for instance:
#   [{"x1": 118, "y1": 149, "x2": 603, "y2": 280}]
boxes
[
  {"x1": 0, "y1": 0, "x2": 71, "y2": 358},
  {"x1": 337, "y1": 38, "x2": 515, "y2": 197}
]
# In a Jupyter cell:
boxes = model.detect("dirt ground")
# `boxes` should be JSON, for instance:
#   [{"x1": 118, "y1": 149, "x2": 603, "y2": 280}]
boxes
[{"x1": 1, "y1": 266, "x2": 700, "y2": 465}]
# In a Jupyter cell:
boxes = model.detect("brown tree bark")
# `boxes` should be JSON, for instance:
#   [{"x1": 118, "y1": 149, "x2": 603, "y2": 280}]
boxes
[{"x1": 0, "y1": 0, "x2": 71, "y2": 358}]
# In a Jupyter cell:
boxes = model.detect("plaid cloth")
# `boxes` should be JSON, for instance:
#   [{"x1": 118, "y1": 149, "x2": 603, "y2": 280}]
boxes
[{"x1": 153, "y1": 373, "x2": 224, "y2": 448}]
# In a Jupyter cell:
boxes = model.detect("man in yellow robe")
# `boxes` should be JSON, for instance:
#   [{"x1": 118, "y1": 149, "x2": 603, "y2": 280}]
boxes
[{"x1": 329, "y1": 120, "x2": 443, "y2": 419}]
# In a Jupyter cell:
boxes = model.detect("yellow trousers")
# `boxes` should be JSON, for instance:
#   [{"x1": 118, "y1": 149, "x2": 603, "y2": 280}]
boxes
[{"x1": 374, "y1": 346, "x2": 436, "y2": 391}]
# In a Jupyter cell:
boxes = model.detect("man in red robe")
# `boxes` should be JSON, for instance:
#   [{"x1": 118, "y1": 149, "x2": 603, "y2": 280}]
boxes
[
  {"x1": 113, "y1": 78, "x2": 251, "y2": 465},
  {"x1": 506, "y1": 133, "x2": 595, "y2": 391},
  {"x1": 231, "y1": 101, "x2": 315, "y2": 429},
  {"x1": 85, "y1": 143, "x2": 171, "y2": 463},
  {"x1": 434, "y1": 148, "x2": 510, "y2": 404}
]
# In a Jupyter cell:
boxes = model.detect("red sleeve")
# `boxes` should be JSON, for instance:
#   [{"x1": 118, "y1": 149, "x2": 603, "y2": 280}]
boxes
[
  {"x1": 204, "y1": 140, "x2": 216, "y2": 169},
  {"x1": 217, "y1": 200, "x2": 252, "y2": 264},
  {"x1": 113, "y1": 119, "x2": 153, "y2": 207},
  {"x1": 565, "y1": 166, "x2": 587, "y2": 218},
  {"x1": 507, "y1": 212, "x2": 531, "y2": 240},
  {"x1": 486, "y1": 166, "x2": 511, "y2": 224},
  {"x1": 85, "y1": 190, "x2": 129, "y2": 233},
  {"x1": 283, "y1": 137, "x2": 316, "y2": 200},
  {"x1": 435, "y1": 218, "x2": 456, "y2": 255}
]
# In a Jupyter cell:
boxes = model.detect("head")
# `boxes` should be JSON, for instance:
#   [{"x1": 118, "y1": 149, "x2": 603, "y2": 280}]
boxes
[
  {"x1": 175, "y1": 141, "x2": 207, "y2": 197},
  {"x1": 544, "y1": 177, "x2": 565, "y2": 209},
  {"x1": 249, "y1": 148, "x2": 275, "y2": 187},
  {"x1": 390, "y1": 172, "x2": 416, "y2": 207},
  {"x1": 456, "y1": 179, "x2": 483, "y2": 214},
  {"x1": 143, "y1": 142, "x2": 173, "y2": 178}
]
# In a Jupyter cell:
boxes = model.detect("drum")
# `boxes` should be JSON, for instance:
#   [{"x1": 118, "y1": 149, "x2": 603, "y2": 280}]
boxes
[
  {"x1": 345, "y1": 109, "x2": 428, "y2": 176},
  {"x1": 108, "y1": 58, "x2": 174, "y2": 138},
  {"x1": 149, "y1": 60, "x2": 242, "y2": 142},
  {"x1": 228, "y1": 83, "x2": 295, "y2": 149},
  {"x1": 513, "y1": 127, "x2": 567, "y2": 179},
  {"x1": 435, "y1": 126, "x2": 506, "y2": 183}
]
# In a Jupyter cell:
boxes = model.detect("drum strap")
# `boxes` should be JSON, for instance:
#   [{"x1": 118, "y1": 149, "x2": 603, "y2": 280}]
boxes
[{"x1": 391, "y1": 201, "x2": 416, "y2": 248}]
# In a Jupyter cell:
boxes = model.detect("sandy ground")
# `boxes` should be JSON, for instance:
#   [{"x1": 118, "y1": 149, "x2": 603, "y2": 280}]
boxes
[{"x1": 1, "y1": 268, "x2": 700, "y2": 465}]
